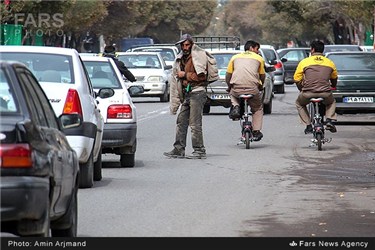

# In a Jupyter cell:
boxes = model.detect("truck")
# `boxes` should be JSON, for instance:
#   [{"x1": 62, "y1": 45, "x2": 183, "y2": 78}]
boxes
[{"x1": 120, "y1": 37, "x2": 154, "y2": 51}]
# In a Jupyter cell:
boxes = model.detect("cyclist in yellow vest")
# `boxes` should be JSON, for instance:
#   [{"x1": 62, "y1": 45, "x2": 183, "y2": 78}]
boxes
[
  {"x1": 294, "y1": 40, "x2": 338, "y2": 134},
  {"x1": 226, "y1": 40, "x2": 265, "y2": 141}
]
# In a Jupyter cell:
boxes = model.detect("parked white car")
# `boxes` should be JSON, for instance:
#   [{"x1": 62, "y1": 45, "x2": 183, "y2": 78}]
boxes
[
  {"x1": 0, "y1": 46, "x2": 113, "y2": 188},
  {"x1": 116, "y1": 51, "x2": 172, "y2": 102},
  {"x1": 80, "y1": 55, "x2": 143, "y2": 168}
]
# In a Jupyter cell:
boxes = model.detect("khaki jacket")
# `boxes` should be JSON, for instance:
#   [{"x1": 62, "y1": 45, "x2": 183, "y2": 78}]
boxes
[{"x1": 169, "y1": 44, "x2": 208, "y2": 114}]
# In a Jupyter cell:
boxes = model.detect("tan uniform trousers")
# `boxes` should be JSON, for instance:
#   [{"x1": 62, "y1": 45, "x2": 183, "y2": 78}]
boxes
[
  {"x1": 296, "y1": 91, "x2": 337, "y2": 126},
  {"x1": 230, "y1": 89, "x2": 263, "y2": 131}
]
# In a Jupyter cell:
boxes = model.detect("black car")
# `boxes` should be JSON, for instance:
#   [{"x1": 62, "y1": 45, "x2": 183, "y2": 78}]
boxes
[
  {"x1": 277, "y1": 47, "x2": 310, "y2": 85},
  {"x1": 0, "y1": 61, "x2": 81, "y2": 237}
]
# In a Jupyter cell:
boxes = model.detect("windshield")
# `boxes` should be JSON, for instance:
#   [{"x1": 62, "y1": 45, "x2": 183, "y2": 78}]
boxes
[
  {"x1": 133, "y1": 48, "x2": 175, "y2": 61},
  {"x1": 327, "y1": 54, "x2": 375, "y2": 71},
  {"x1": 1, "y1": 52, "x2": 74, "y2": 84},
  {"x1": 117, "y1": 54, "x2": 162, "y2": 69},
  {"x1": 212, "y1": 53, "x2": 237, "y2": 69}
]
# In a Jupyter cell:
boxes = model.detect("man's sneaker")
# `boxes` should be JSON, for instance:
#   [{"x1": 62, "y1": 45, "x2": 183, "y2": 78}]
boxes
[
  {"x1": 252, "y1": 130, "x2": 263, "y2": 141},
  {"x1": 325, "y1": 119, "x2": 337, "y2": 133},
  {"x1": 163, "y1": 148, "x2": 185, "y2": 158},
  {"x1": 185, "y1": 151, "x2": 206, "y2": 159},
  {"x1": 229, "y1": 105, "x2": 241, "y2": 120},
  {"x1": 304, "y1": 125, "x2": 313, "y2": 134}
]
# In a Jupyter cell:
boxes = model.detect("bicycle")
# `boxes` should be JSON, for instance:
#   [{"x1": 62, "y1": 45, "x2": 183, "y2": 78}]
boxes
[
  {"x1": 308, "y1": 97, "x2": 332, "y2": 151},
  {"x1": 237, "y1": 94, "x2": 255, "y2": 149}
]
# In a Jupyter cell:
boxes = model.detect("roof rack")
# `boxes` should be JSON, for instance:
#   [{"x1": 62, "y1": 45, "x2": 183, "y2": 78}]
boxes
[{"x1": 192, "y1": 36, "x2": 241, "y2": 50}]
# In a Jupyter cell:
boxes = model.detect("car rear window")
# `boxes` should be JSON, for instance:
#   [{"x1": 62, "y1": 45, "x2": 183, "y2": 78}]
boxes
[
  {"x1": 261, "y1": 48, "x2": 278, "y2": 61},
  {"x1": 82, "y1": 61, "x2": 122, "y2": 89},
  {"x1": 324, "y1": 46, "x2": 362, "y2": 53},
  {"x1": 1, "y1": 52, "x2": 74, "y2": 84},
  {"x1": 327, "y1": 54, "x2": 375, "y2": 71},
  {"x1": 0, "y1": 69, "x2": 18, "y2": 113}
]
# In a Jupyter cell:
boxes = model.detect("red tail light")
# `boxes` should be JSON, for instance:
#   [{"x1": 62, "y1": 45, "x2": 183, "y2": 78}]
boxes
[
  {"x1": 0, "y1": 144, "x2": 33, "y2": 168},
  {"x1": 63, "y1": 88, "x2": 83, "y2": 116},
  {"x1": 107, "y1": 105, "x2": 132, "y2": 119},
  {"x1": 274, "y1": 61, "x2": 283, "y2": 69}
]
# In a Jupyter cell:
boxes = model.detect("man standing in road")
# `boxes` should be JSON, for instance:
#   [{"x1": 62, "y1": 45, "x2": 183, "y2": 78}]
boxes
[
  {"x1": 293, "y1": 40, "x2": 338, "y2": 134},
  {"x1": 225, "y1": 40, "x2": 265, "y2": 141},
  {"x1": 102, "y1": 45, "x2": 137, "y2": 82},
  {"x1": 164, "y1": 34, "x2": 211, "y2": 159}
]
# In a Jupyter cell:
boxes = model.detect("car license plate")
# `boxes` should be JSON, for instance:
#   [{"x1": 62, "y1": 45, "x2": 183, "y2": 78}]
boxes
[
  {"x1": 210, "y1": 94, "x2": 230, "y2": 100},
  {"x1": 343, "y1": 97, "x2": 374, "y2": 103}
]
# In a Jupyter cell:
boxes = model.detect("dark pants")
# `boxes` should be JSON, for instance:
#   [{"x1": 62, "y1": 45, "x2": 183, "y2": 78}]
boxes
[{"x1": 173, "y1": 90, "x2": 207, "y2": 153}]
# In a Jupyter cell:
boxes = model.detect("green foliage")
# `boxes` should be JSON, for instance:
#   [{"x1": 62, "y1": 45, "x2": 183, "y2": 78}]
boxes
[
  {"x1": 223, "y1": 0, "x2": 374, "y2": 47},
  {"x1": 2, "y1": 0, "x2": 373, "y2": 48}
]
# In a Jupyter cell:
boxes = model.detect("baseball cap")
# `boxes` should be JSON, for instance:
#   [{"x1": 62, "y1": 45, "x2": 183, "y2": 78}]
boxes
[{"x1": 175, "y1": 34, "x2": 194, "y2": 45}]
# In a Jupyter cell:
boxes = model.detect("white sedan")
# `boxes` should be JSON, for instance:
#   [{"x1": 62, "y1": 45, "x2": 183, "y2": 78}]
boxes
[
  {"x1": 81, "y1": 55, "x2": 143, "y2": 168},
  {"x1": 116, "y1": 51, "x2": 172, "y2": 102},
  {"x1": 0, "y1": 45, "x2": 112, "y2": 188}
]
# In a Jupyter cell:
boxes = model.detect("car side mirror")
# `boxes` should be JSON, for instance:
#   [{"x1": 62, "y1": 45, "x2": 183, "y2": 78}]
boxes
[
  {"x1": 96, "y1": 88, "x2": 115, "y2": 99},
  {"x1": 59, "y1": 113, "x2": 82, "y2": 130},
  {"x1": 165, "y1": 65, "x2": 172, "y2": 70},
  {"x1": 281, "y1": 58, "x2": 288, "y2": 63},
  {"x1": 128, "y1": 85, "x2": 144, "y2": 96}
]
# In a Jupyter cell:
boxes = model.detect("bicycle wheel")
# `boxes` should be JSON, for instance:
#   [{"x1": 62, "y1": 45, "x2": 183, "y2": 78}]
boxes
[
  {"x1": 316, "y1": 133, "x2": 323, "y2": 151},
  {"x1": 308, "y1": 102, "x2": 315, "y2": 125},
  {"x1": 245, "y1": 131, "x2": 251, "y2": 149}
]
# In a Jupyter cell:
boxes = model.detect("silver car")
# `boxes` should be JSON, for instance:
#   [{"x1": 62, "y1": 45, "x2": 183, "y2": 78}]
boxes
[
  {"x1": 260, "y1": 45, "x2": 285, "y2": 94},
  {"x1": 116, "y1": 51, "x2": 172, "y2": 102},
  {"x1": 0, "y1": 46, "x2": 113, "y2": 188}
]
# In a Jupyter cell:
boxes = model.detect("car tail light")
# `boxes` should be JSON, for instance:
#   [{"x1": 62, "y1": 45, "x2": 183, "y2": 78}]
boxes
[
  {"x1": 274, "y1": 61, "x2": 283, "y2": 69},
  {"x1": 63, "y1": 88, "x2": 83, "y2": 116},
  {"x1": 0, "y1": 144, "x2": 32, "y2": 168},
  {"x1": 107, "y1": 105, "x2": 132, "y2": 119}
]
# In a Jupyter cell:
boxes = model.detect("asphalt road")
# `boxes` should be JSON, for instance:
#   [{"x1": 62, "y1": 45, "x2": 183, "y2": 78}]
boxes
[{"x1": 76, "y1": 84, "x2": 375, "y2": 238}]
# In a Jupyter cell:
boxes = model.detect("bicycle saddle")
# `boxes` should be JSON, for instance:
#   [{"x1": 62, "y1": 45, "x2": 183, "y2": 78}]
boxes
[
  {"x1": 310, "y1": 97, "x2": 324, "y2": 103},
  {"x1": 239, "y1": 94, "x2": 254, "y2": 100}
]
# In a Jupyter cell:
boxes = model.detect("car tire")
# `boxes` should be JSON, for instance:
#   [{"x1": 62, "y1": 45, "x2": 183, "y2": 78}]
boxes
[
  {"x1": 120, "y1": 153, "x2": 135, "y2": 168},
  {"x1": 160, "y1": 84, "x2": 169, "y2": 102},
  {"x1": 94, "y1": 149, "x2": 102, "y2": 181},
  {"x1": 79, "y1": 152, "x2": 94, "y2": 188},
  {"x1": 203, "y1": 104, "x2": 210, "y2": 114},
  {"x1": 263, "y1": 97, "x2": 272, "y2": 115},
  {"x1": 51, "y1": 186, "x2": 78, "y2": 237},
  {"x1": 274, "y1": 84, "x2": 285, "y2": 94}
]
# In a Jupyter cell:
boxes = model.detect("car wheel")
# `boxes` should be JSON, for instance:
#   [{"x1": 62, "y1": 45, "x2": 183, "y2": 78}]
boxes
[
  {"x1": 94, "y1": 149, "x2": 102, "y2": 181},
  {"x1": 263, "y1": 97, "x2": 272, "y2": 115},
  {"x1": 51, "y1": 186, "x2": 78, "y2": 237},
  {"x1": 275, "y1": 84, "x2": 285, "y2": 94},
  {"x1": 160, "y1": 85, "x2": 169, "y2": 102},
  {"x1": 203, "y1": 104, "x2": 210, "y2": 114},
  {"x1": 120, "y1": 153, "x2": 135, "y2": 168},
  {"x1": 79, "y1": 153, "x2": 94, "y2": 188}
]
